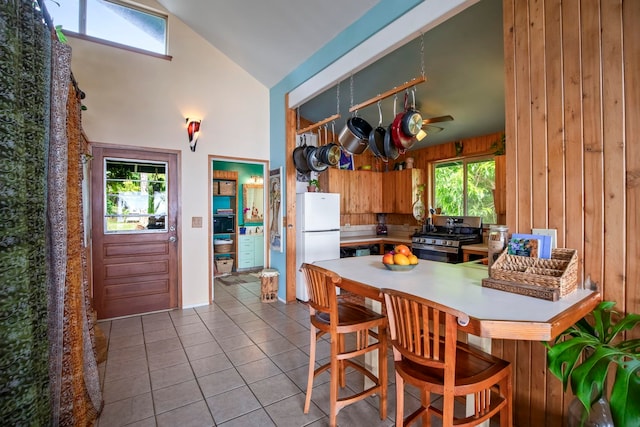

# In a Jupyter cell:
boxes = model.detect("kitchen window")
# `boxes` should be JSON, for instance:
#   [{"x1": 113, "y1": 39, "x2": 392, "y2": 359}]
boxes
[
  {"x1": 48, "y1": 0, "x2": 168, "y2": 56},
  {"x1": 433, "y1": 156, "x2": 497, "y2": 224}
]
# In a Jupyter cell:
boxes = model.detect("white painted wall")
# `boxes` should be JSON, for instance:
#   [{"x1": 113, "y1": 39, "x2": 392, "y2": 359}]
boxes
[{"x1": 68, "y1": 0, "x2": 270, "y2": 308}]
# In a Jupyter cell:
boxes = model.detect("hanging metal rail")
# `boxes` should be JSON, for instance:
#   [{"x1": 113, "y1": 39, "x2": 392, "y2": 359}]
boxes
[
  {"x1": 348, "y1": 76, "x2": 426, "y2": 113},
  {"x1": 296, "y1": 113, "x2": 340, "y2": 135}
]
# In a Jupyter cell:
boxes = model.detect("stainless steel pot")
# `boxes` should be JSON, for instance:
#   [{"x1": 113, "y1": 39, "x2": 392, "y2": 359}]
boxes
[{"x1": 338, "y1": 116, "x2": 371, "y2": 155}]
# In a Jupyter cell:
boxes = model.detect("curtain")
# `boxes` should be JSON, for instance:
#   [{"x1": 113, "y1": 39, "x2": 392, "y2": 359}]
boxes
[
  {"x1": 0, "y1": 0, "x2": 52, "y2": 424},
  {"x1": 1, "y1": 1, "x2": 102, "y2": 425}
]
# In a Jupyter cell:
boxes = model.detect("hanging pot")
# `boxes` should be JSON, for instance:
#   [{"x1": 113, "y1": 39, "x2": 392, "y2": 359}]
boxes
[
  {"x1": 293, "y1": 136, "x2": 311, "y2": 174},
  {"x1": 317, "y1": 125, "x2": 341, "y2": 166},
  {"x1": 317, "y1": 143, "x2": 341, "y2": 166},
  {"x1": 338, "y1": 116, "x2": 371, "y2": 155},
  {"x1": 368, "y1": 101, "x2": 387, "y2": 161},
  {"x1": 384, "y1": 123, "x2": 399, "y2": 160},
  {"x1": 401, "y1": 90, "x2": 423, "y2": 138},
  {"x1": 306, "y1": 146, "x2": 328, "y2": 173},
  {"x1": 391, "y1": 94, "x2": 414, "y2": 153}
]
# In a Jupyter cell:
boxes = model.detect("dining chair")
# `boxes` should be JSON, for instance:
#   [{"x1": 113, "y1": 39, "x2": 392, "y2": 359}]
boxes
[
  {"x1": 382, "y1": 288, "x2": 512, "y2": 427},
  {"x1": 300, "y1": 263, "x2": 388, "y2": 427}
]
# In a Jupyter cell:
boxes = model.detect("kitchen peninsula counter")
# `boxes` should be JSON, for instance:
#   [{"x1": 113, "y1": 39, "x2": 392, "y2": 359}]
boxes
[{"x1": 314, "y1": 255, "x2": 600, "y2": 341}]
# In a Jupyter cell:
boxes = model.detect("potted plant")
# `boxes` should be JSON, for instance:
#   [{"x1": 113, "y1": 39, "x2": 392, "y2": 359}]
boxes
[
  {"x1": 545, "y1": 301, "x2": 640, "y2": 426},
  {"x1": 307, "y1": 179, "x2": 320, "y2": 192}
]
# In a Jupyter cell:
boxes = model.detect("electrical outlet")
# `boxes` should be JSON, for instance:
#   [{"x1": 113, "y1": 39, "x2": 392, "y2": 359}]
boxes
[
  {"x1": 192, "y1": 216, "x2": 203, "y2": 228},
  {"x1": 345, "y1": 223, "x2": 350, "y2": 228}
]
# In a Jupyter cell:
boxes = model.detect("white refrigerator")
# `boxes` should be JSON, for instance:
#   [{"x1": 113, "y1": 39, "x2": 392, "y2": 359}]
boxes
[{"x1": 296, "y1": 192, "x2": 341, "y2": 301}]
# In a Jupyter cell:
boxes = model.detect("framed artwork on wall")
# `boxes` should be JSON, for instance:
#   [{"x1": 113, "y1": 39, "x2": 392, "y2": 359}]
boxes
[{"x1": 269, "y1": 167, "x2": 283, "y2": 252}]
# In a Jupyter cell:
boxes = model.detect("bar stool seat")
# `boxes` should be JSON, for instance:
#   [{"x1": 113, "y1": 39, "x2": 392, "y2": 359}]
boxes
[
  {"x1": 382, "y1": 288, "x2": 512, "y2": 427},
  {"x1": 300, "y1": 263, "x2": 388, "y2": 427}
]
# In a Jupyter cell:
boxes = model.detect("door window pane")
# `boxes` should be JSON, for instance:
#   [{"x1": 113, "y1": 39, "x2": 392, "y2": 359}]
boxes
[{"x1": 104, "y1": 159, "x2": 167, "y2": 233}]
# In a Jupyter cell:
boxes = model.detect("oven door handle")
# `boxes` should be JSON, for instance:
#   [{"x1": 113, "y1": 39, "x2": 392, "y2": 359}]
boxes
[{"x1": 412, "y1": 243, "x2": 459, "y2": 254}]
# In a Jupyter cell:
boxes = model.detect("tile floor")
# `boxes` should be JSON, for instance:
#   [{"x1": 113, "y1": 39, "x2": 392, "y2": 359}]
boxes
[{"x1": 96, "y1": 276, "x2": 435, "y2": 427}]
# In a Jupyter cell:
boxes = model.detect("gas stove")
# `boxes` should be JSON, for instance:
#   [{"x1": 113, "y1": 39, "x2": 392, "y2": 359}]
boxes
[{"x1": 411, "y1": 216, "x2": 483, "y2": 263}]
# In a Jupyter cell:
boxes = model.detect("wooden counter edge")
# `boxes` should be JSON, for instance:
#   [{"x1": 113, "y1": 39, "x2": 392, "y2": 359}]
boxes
[
  {"x1": 469, "y1": 291, "x2": 602, "y2": 341},
  {"x1": 337, "y1": 273, "x2": 602, "y2": 342}
]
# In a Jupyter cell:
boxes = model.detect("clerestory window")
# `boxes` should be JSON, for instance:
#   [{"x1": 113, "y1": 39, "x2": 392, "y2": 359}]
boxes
[{"x1": 47, "y1": 0, "x2": 168, "y2": 56}]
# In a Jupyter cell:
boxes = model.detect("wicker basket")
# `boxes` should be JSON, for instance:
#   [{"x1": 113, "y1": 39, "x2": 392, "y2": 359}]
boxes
[
  {"x1": 215, "y1": 258, "x2": 234, "y2": 273},
  {"x1": 482, "y1": 248, "x2": 578, "y2": 301},
  {"x1": 219, "y1": 181, "x2": 235, "y2": 195}
]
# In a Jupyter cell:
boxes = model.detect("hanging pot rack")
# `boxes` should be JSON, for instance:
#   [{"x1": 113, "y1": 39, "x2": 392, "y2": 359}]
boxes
[
  {"x1": 296, "y1": 113, "x2": 340, "y2": 135},
  {"x1": 348, "y1": 75, "x2": 426, "y2": 113}
]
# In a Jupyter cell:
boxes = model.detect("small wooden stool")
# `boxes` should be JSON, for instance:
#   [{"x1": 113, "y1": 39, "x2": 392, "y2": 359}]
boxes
[{"x1": 260, "y1": 268, "x2": 279, "y2": 302}]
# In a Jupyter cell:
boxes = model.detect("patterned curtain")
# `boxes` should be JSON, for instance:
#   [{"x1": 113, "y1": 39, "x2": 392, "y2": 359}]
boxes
[
  {"x1": 1, "y1": 1, "x2": 101, "y2": 425},
  {"x1": 0, "y1": 1, "x2": 52, "y2": 424}
]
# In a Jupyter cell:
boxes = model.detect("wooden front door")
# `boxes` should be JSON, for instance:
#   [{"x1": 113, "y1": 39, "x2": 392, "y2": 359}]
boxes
[{"x1": 91, "y1": 146, "x2": 180, "y2": 319}]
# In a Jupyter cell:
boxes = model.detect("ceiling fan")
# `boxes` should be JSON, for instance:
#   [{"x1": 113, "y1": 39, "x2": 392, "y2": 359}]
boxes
[{"x1": 422, "y1": 115, "x2": 454, "y2": 126}]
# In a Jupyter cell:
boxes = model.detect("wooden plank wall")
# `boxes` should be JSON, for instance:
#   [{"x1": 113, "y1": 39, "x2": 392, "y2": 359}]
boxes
[{"x1": 502, "y1": 0, "x2": 639, "y2": 425}]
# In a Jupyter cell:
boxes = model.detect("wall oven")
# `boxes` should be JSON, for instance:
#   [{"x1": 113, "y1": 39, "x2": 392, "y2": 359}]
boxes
[{"x1": 213, "y1": 215, "x2": 235, "y2": 233}]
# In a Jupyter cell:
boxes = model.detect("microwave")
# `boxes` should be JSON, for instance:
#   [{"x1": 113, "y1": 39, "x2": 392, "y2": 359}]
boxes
[{"x1": 213, "y1": 215, "x2": 235, "y2": 233}]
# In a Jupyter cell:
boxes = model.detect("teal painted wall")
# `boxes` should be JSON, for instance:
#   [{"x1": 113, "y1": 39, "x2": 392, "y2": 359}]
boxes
[
  {"x1": 212, "y1": 160, "x2": 264, "y2": 227},
  {"x1": 269, "y1": 0, "x2": 422, "y2": 300}
]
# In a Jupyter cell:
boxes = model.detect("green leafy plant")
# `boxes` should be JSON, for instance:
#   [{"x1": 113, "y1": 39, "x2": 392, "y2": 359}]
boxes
[
  {"x1": 545, "y1": 301, "x2": 640, "y2": 426},
  {"x1": 308, "y1": 179, "x2": 320, "y2": 190}
]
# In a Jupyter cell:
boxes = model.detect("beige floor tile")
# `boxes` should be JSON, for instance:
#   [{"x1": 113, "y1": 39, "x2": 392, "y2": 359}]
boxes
[
  {"x1": 144, "y1": 327, "x2": 178, "y2": 343},
  {"x1": 109, "y1": 333, "x2": 144, "y2": 350},
  {"x1": 235, "y1": 357, "x2": 282, "y2": 384},
  {"x1": 150, "y1": 362, "x2": 194, "y2": 390},
  {"x1": 103, "y1": 371, "x2": 151, "y2": 403},
  {"x1": 216, "y1": 408, "x2": 275, "y2": 427},
  {"x1": 206, "y1": 385, "x2": 261, "y2": 424},
  {"x1": 179, "y1": 330, "x2": 215, "y2": 347},
  {"x1": 97, "y1": 392, "x2": 154, "y2": 427},
  {"x1": 190, "y1": 354, "x2": 234, "y2": 378},
  {"x1": 148, "y1": 348, "x2": 188, "y2": 371},
  {"x1": 156, "y1": 399, "x2": 214, "y2": 427},
  {"x1": 248, "y1": 373, "x2": 301, "y2": 407},
  {"x1": 106, "y1": 343, "x2": 147, "y2": 363},
  {"x1": 145, "y1": 336, "x2": 183, "y2": 354},
  {"x1": 184, "y1": 340, "x2": 223, "y2": 361},
  {"x1": 263, "y1": 392, "x2": 325, "y2": 427},
  {"x1": 104, "y1": 357, "x2": 149, "y2": 383},
  {"x1": 226, "y1": 344, "x2": 266, "y2": 366},
  {"x1": 197, "y1": 368, "x2": 245, "y2": 398},
  {"x1": 152, "y1": 379, "x2": 203, "y2": 414}
]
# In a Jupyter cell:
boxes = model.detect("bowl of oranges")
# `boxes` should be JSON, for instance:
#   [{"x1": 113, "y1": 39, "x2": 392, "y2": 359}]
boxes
[{"x1": 382, "y1": 244, "x2": 418, "y2": 271}]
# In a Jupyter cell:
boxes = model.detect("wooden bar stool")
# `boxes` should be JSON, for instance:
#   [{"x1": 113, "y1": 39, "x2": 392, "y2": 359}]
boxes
[
  {"x1": 382, "y1": 288, "x2": 512, "y2": 427},
  {"x1": 300, "y1": 263, "x2": 388, "y2": 427}
]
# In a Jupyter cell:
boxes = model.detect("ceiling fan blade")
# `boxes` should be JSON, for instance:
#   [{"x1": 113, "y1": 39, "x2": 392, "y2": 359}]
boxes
[
  {"x1": 422, "y1": 115, "x2": 454, "y2": 125},
  {"x1": 423, "y1": 125, "x2": 444, "y2": 134}
]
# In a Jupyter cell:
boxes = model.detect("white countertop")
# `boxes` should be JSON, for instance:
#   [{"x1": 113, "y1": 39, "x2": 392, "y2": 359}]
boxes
[{"x1": 314, "y1": 255, "x2": 597, "y2": 337}]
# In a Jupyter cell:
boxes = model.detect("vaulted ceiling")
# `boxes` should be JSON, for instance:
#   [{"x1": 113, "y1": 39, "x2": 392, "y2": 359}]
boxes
[{"x1": 157, "y1": 0, "x2": 505, "y2": 149}]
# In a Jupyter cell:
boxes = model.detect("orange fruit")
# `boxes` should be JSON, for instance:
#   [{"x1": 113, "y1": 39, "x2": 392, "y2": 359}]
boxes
[
  {"x1": 393, "y1": 253, "x2": 410, "y2": 265},
  {"x1": 395, "y1": 244, "x2": 411, "y2": 256},
  {"x1": 382, "y1": 253, "x2": 394, "y2": 264}
]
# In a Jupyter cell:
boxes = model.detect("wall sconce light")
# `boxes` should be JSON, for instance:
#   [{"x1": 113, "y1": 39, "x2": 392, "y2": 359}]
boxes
[{"x1": 186, "y1": 118, "x2": 201, "y2": 152}]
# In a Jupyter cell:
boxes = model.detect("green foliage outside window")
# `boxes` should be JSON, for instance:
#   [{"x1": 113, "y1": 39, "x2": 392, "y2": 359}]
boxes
[{"x1": 434, "y1": 158, "x2": 496, "y2": 224}]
